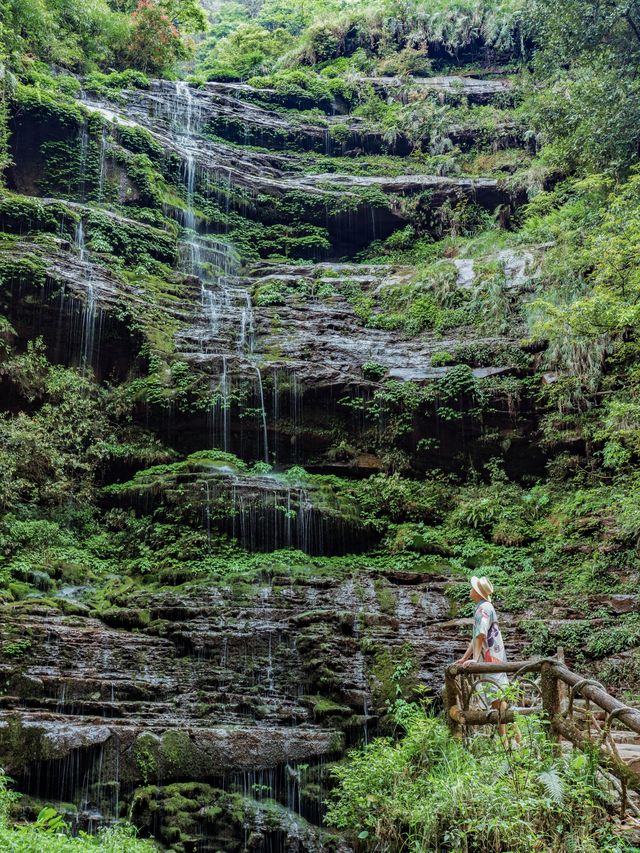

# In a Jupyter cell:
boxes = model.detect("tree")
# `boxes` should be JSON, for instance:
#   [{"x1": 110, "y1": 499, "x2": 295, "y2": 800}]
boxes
[
  {"x1": 125, "y1": 0, "x2": 186, "y2": 73},
  {"x1": 202, "y1": 22, "x2": 293, "y2": 80},
  {"x1": 527, "y1": 0, "x2": 640, "y2": 69},
  {"x1": 525, "y1": 0, "x2": 640, "y2": 175}
]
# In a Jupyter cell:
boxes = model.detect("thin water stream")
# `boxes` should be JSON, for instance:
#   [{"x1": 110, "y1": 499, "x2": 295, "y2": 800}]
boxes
[{"x1": 172, "y1": 81, "x2": 272, "y2": 460}]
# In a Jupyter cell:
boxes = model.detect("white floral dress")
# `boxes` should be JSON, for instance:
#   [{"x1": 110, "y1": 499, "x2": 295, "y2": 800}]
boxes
[{"x1": 472, "y1": 600, "x2": 509, "y2": 706}]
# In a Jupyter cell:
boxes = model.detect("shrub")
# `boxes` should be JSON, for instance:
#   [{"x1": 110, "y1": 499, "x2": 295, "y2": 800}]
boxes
[
  {"x1": 326, "y1": 705, "x2": 631, "y2": 852},
  {"x1": 125, "y1": 0, "x2": 187, "y2": 74}
]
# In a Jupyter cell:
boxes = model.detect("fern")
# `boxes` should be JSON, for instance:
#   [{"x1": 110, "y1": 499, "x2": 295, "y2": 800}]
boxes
[{"x1": 538, "y1": 768, "x2": 564, "y2": 804}]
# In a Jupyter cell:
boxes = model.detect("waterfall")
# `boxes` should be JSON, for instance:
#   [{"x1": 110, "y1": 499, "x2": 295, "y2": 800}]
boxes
[
  {"x1": 172, "y1": 81, "x2": 268, "y2": 455},
  {"x1": 76, "y1": 219, "x2": 86, "y2": 263},
  {"x1": 238, "y1": 292, "x2": 255, "y2": 354},
  {"x1": 96, "y1": 126, "x2": 108, "y2": 203},
  {"x1": 78, "y1": 122, "x2": 89, "y2": 200},
  {"x1": 221, "y1": 356, "x2": 230, "y2": 451},
  {"x1": 211, "y1": 355, "x2": 231, "y2": 451},
  {"x1": 255, "y1": 366, "x2": 269, "y2": 463},
  {"x1": 183, "y1": 154, "x2": 198, "y2": 235},
  {"x1": 291, "y1": 372, "x2": 303, "y2": 460},
  {"x1": 75, "y1": 219, "x2": 98, "y2": 372}
]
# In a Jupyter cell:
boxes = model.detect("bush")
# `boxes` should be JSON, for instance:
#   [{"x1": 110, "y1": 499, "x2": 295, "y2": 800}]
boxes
[
  {"x1": 125, "y1": 0, "x2": 187, "y2": 74},
  {"x1": 201, "y1": 23, "x2": 293, "y2": 80},
  {"x1": 247, "y1": 68, "x2": 348, "y2": 111},
  {"x1": 326, "y1": 705, "x2": 631, "y2": 852}
]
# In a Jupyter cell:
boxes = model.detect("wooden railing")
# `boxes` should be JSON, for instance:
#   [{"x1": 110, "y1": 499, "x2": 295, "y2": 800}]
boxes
[{"x1": 444, "y1": 656, "x2": 640, "y2": 811}]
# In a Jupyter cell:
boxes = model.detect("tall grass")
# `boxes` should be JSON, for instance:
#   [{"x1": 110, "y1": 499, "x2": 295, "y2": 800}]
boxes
[{"x1": 326, "y1": 703, "x2": 632, "y2": 852}]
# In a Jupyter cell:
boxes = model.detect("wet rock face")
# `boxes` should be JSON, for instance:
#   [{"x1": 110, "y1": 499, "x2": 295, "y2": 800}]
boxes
[
  {"x1": 0, "y1": 569, "x2": 526, "y2": 848},
  {"x1": 1, "y1": 58, "x2": 543, "y2": 851},
  {"x1": 74, "y1": 80, "x2": 514, "y2": 244},
  {"x1": 102, "y1": 458, "x2": 377, "y2": 556},
  {"x1": 3, "y1": 69, "x2": 539, "y2": 479}
]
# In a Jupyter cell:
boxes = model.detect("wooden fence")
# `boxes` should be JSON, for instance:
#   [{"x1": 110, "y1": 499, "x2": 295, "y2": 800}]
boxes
[{"x1": 444, "y1": 655, "x2": 640, "y2": 814}]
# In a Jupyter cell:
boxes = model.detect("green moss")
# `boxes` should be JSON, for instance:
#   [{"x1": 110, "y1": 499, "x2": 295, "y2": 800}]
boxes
[
  {"x1": 373, "y1": 579, "x2": 396, "y2": 615},
  {"x1": 134, "y1": 733, "x2": 159, "y2": 785},
  {"x1": 159, "y1": 730, "x2": 201, "y2": 778},
  {"x1": 368, "y1": 644, "x2": 421, "y2": 714},
  {"x1": 0, "y1": 195, "x2": 78, "y2": 237},
  {"x1": 311, "y1": 696, "x2": 352, "y2": 719}
]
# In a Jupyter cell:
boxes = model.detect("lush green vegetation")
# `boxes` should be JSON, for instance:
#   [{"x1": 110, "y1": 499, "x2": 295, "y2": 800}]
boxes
[
  {"x1": 197, "y1": 0, "x2": 524, "y2": 81},
  {"x1": 3, "y1": 0, "x2": 640, "y2": 848},
  {"x1": 327, "y1": 703, "x2": 634, "y2": 852},
  {"x1": 0, "y1": 774, "x2": 153, "y2": 851}
]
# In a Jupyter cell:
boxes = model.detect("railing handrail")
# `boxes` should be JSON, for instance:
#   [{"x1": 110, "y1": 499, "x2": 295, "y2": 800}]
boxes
[
  {"x1": 446, "y1": 658, "x2": 554, "y2": 675},
  {"x1": 446, "y1": 657, "x2": 640, "y2": 734},
  {"x1": 553, "y1": 663, "x2": 640, "y2": 736},
  {"x1": 444, "y1": 655, "x2": 640, "y2": 802}
]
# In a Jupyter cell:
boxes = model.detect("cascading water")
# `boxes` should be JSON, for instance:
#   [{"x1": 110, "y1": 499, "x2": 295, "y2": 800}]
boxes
[
  {"x1": 291, "y1": 372, "x2": 303, "y2": 461},
  {"x1": 211, "y1": 355, "x2": 231, "y2": 451},
  {"x1": 255, "y1": 366, "x2": 270, "y2": 463},
  {"x1": 78, "y1": 122, "x2": 89, "y2": 200},
  {"x1": 96, "y1": 126, "x2": 108, "y2": 203},
  {"x1": 172, "y1": 81, "x2": 269, "y2": 458},
  {"x1": 238, "y1": 291, "x2": 255, "y2": 354},
  {"x1": 75, "y1": 219, "x2": 98, "y2": 372}
]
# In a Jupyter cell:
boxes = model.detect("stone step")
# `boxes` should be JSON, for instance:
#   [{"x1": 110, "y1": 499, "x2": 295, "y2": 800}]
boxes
[{"x1": 615, "y1": 743, "x2": 640, "y2": 773}]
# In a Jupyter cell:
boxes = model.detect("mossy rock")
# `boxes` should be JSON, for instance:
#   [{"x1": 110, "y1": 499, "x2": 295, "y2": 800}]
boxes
[{"x1": 308, "y1": 695, "x2": 352, "y2": 719}]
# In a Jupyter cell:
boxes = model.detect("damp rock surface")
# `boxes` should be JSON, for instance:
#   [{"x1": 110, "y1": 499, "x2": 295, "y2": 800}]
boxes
[{"x1": 0, "y1": 569, "x2": 528, "y2": 847}]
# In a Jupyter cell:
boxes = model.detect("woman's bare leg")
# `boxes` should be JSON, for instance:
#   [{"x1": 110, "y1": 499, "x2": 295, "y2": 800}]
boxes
[
  {"x1": 492, "y1": 699, "x2": 521, "y2": 744},
  {"x1": 491, "y1": 699, "x2": 508, "y2": 738}
]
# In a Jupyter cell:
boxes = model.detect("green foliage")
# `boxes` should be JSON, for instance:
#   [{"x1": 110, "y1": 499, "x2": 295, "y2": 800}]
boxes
[
  {"x1": 13, "y1": 81, "x2": 83, "y2": 128},
  {"x1": 200, "y1": 22, "x2": 293, "y2": 80},
  {"x1": 248, "y1": 68, "x2": 356, "y2": 111},
  {"x1": 361, "y1": 361, "x2": 387, "y2": 381},
  {"x1": 2, "y1": 638, "x2": 32, "y2": 657},
  {"x1": 0, "y1": 340, "x2": 168, "y2": 509},
  {"x1": 0, "y1": 194, "x2": 78, "y2": 236},
  {"x1": 0, "y1": 38, "x2": 12, "y2": 185},
  {"x1": 354, "y1": 472, "x2": 454, "y2": 529},
  {"x1": 525, "y1": 0, "x2": 640, "y2": 176},
  {"x1": 2, "y1": 0, "x2": 131, "y2": 71},
  {"x1": 327, "y1": 706, "x2": 630, "y2": 852},
  {"x1": 124, "y1": 0, "x2": 189, "y2": 74},
  {"x1": 2, "y1": 0, "x2": 200, "y2": 74},
  {"x1": 525, "y1": 62, "x2": 640, "y2": 177},
  {"x1": 83, "y1": 69, "x2": 150, "y2": 97},
  {"x1": 294, "y1": 0, "x2": 524, "y2": 67}
]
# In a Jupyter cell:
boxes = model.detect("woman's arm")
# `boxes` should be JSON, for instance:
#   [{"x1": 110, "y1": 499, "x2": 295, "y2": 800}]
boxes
[
  {"x1": 455, "y1": 639, "x2": 474, "y2": 665},
  {"x1": 461, "y1": 633, "x2": 485, "y2": 667}
]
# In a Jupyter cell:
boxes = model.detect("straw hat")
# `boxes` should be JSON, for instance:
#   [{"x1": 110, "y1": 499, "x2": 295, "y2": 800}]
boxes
[{"x1": 470, "y1": 575, "x2": 494, "y2": 601}]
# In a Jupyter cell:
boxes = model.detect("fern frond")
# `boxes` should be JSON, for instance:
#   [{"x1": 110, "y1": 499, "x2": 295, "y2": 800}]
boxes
[{"x1": 538, "y1": 768, "x2": 564, "y2": 804}]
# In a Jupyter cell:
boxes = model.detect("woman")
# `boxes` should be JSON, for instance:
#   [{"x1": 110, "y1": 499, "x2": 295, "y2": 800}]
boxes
[{"x1": 455, "y1": 575, "x2": 510, "y2": 736}]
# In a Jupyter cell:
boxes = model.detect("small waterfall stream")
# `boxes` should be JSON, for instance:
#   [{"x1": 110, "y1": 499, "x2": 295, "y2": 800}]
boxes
[
  {"x1": 172, "y1": 81, "x2": 270, "y2": 458},
  {"x1": 75, "y1": 219, "x2": 99, "y2": 372}
]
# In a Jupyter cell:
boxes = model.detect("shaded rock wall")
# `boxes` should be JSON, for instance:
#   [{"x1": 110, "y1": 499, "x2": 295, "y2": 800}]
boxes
[{"x1": 0, "y1": 59, "x2": 543, "y2": 852}]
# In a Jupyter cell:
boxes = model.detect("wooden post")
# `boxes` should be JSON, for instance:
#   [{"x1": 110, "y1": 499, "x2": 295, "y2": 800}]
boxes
[
  {"x1": 541, "y1": 660, "x2": 560, "y2": 742},
  {"x1": 556, "y1": 647, "x2": 567, "y2": 709},
  {"x1": 553, "y1": 664, "x2": 640, "y2": 736},
  {"x1": 445, "y1": 666, "x2": 462, "y2": 739}
]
